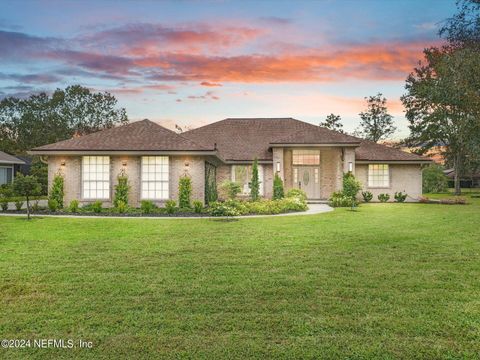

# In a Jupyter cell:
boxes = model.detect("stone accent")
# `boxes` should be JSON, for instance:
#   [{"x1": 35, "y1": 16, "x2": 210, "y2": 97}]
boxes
[
  {"x1": 355, "y1": 164, "x2": 423, "y2": 202},
  {"x1": 263, "y1": 164, "x2": 273, "y2": 198},
  {"x1": 272, "y1": 148, "x2": 284, "y2": 180},
  {"x1": 320, "y1": 147, "x2": 343, "y2": 199},
  {"x1": 343, "y1": 147, "x2": 356, "y2": 174},
  {"x1": 283, "y1": 149, "x2": 293, "y2": 189}
]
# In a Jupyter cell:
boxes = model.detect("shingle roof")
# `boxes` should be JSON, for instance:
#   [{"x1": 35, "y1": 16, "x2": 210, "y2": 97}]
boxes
[
  {"x1": 0, "y1": 151, "x2": 25, "y2": 164},
  {"x1": 30, "y1": 117, "x2": 432, "y2": 163},
  {"x1": 271, "y1": 126, "x2": 360, "y2": 145},
  {"x1": 355, "y1": 140, "x2": 432, "y2": 162},
  {"x1": 32, "y1": 119, "x2": 212, "y2": 152},
  {"x1": 183, "y1": 118, "x2": 359, "y2": 161}
]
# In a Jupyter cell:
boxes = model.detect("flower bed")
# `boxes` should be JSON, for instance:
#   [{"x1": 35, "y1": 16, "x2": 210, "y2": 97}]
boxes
[{"x1": 1, "y1": 192, "x2": 309, "y2": 217}]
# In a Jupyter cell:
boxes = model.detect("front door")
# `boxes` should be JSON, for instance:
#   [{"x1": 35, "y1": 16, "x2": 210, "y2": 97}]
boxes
[{"x1": 293, "y1": 166, "x2": 320, "y2": 199}]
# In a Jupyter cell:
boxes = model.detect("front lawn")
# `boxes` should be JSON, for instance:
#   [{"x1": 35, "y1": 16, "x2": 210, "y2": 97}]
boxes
[{"x1": 0, "y1": 196, "x2": 479, "y2": 359}]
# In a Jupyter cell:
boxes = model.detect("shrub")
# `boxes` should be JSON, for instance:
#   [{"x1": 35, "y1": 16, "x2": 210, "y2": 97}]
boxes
[
  {"x1": 178, "y1": 175, "x2": 192, "y2": 208},
  {"x1": 165, "y1": 200, "x2": 176, "y2": 214},
  {"x1": 329, "y1": 191, "x2": 356, "y2": 207},
  {"x1": 116, "y1": 200, "x2": 128, "y2": 213},
  {"x1": 219, "y1": 180, "x2": 241, "y2": 200},
  {"x1": 250, "y1": 158, "x2": 260, "y2": 201},
  {"x1": 114, "y1": 173, "x2": 130, "y2": 208},
  {"x1": 193, "y1": 200, "x2": 203, "y2": 213},
  {"x1": 140, "y1": 200, "x2": 157, "y2": 214},
  {"x1": 394, "y1": 192, "x2": 407, "y2": 203},
  {"x1": 273, "y1": 173, "x2": 284, "y2": 200},
  {"x1": 15, "y1": 200, "x2": 24, "y2": 211},
  {"x1": 31, "y1": 200, "x2": 41, "y2": 212},
  {"x1": 68, "y1": 199, "x2": 80, "y2": 213},
  {"x1": 343, "y1": 172, "x2": 362, "y2": 200},
  {"x1": 362, "y1": 191, "x2": 373, "y2": 202},
  {"x1": 48, "y1": 199, "x2": 58, "y2": 212},
  {"x1": 423, "y1": 164, "x2": 448, "y2": 193},
  {"x1": 92, "y1": 200, "x2": 103, "y2": 213},
  {"x1": 208, "y1": 201, "x2": 242, "y2": 217},
  {"x1": 378, "y1": 193, "x2": 390, "y2": 202},
  {"x1": 49, "y1": 173, "x2": 64, "y2": 209},
  {"x1": 0, "y1": 184, "x2": 12, "y2": 211},
  {"x1": 285, "y1": 188, "x2": 307, "y2": 201}
]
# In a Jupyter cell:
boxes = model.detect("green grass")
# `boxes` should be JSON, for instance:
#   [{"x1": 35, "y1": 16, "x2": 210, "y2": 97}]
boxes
[{"x1": 1, "y1": 196, "x2": 479, "y2": 359}]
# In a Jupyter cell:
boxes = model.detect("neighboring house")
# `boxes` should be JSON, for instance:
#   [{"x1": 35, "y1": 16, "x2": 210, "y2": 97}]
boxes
[
  {"x1": 0, "y1": 151, "x2": 26, "y2": 185},
  {"x1": 444, "y1": 168, "x2": 480, "y2": 188},
  {"x1": 30, "y1": 118, "x2": 431, "y2": 206}
]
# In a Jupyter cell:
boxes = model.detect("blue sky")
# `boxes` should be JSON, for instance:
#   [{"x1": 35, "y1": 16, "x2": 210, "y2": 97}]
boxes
[{"x1": 0, "y1": 0, "x2": 457, "y2": 137}]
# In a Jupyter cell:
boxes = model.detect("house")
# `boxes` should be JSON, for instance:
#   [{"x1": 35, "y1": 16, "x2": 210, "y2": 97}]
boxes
[
  {"x1": 0, "y1": 151, "x2": 26, "y2": 186},
  {"x1": 29, "y1": 118, "x2": 431, "y2": 205}
]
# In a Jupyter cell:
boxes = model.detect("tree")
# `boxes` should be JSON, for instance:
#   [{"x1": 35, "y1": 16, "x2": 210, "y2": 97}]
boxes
[
  {"x1": 13, "y1": 173, "x2": 41, "y2": 220},
  {"x1": 422, "y1": 164, "x2": 449, "y2": 193},
  {"x1": 401, "y1": 1, "x2": 480, "y2": 195},
  {"x1": 0, "y1": 85, "x2": 128, "y2": 154},
  {"x1": 178, "y1": 175, "x2": 192, "y2": 208},
  {"x1": 250, "y1": 158, "x2": 260, "y2": 201},
  {"x1": 320, "y1": 114, "x2": 344, "y2": 133},
  {"x1": 30, "y1": 158, "x2": 48, "y2": 195},
  {"x1": 49, "y1": 173, "x2": 64, "y2": 209},
  {"x1": 355, "y1": 93, "x2": 396, "y2": 142},
  {"x1": 273, "y1": 173, "x2": 284, "y2": 200},
  {"x1": 114, "y1": 172, "x2": 130, "y2": 208}
]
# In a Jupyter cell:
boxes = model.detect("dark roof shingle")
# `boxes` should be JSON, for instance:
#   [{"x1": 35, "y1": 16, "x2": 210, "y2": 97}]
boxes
[
  {"x1": 355, "y1": 140, "x2": 431, "y2": 162},
  {"x1": 183, "y1": 118, "x2": 359, "y2": 161},
  {"x1": 32, "y1": 120, "x2": 212, "y2": 152}
]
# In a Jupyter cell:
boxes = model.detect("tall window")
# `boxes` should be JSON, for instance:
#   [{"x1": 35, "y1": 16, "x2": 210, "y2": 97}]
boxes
[
  {"x1": 141, "y1": 156, "x2": 169, "y2": 200},
  {"x1": 292, "y1": 149, "x2": 320, "y2": 165},
  {"x1": 368, "y1": 164, "x2": 390, "y2": 187},
  {"x1": 82, "y1": 156, "x2": 110, "y2": 199},
  {"x1": 231, "y1": 165, "x2": 264, "y2": 196},
  {"x1": 0, "y1": 167, "x2": 13, "y2": 185}
]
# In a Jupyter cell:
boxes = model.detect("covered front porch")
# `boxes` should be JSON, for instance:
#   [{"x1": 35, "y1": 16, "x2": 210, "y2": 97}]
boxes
[{"x1": 272, "y1": 146, "x2": 356, "y2": 200}]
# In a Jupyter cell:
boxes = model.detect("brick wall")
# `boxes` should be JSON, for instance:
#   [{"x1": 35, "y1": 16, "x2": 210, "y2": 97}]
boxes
[
  {"x1": 355, "y1": 164, "x2": 422, "y2": 202},
  {"x1": 48, "y1": 155, "x2": 208, "y2": 207}
]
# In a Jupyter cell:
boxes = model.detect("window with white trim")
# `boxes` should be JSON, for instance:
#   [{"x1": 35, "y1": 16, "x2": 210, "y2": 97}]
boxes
[
  {"x1": 368, "y1": 164, "x2": 390, "y2": 187},
  {"x1": 231, "y1": 165, "x2": 264, "y2": 196},
  {"x1": 292, "y1": 149, "x2": 320, "y2": 165},
  {"x1": 82, "y1": 156, "x2": 110, "y2": 199},
  {"x1": 141, "y1": 156, "x2": 169, "y2": 200},
  {"x1": 0, "y1": 166, "x2": 13, "y2": 185}
]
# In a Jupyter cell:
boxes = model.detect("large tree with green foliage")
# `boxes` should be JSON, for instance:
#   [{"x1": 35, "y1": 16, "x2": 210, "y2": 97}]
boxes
[
  {"x1": 0, "y1": 85, "x2": 128, "y2": 154},
  {"x1": 355, "y1": 93, "x2": 396, "y2": 142},
  {"x1": 320, "y1": 114, "x2": 344, "y2": 133},
  {"x1": 401, "y1": 1, "x2": 480, "y2": 194}
]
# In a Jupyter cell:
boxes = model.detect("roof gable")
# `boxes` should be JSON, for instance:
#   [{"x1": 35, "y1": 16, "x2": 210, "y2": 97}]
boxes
[{"x1": 32, "y1": 119, "x2": 211, "y2": 152}]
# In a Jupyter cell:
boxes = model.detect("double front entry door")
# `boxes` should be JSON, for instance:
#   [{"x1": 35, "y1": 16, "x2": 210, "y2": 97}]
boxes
[{"x1": 293, "y1": 166, "x2": 320, "y2": 199}]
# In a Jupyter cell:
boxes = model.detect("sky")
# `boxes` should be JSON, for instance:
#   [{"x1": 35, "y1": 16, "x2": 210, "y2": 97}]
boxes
[{"x1": 0, "y1": 0, "x2": 457, "y2": 138}]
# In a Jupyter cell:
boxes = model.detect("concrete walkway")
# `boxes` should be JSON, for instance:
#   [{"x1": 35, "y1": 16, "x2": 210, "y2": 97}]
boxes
[
  {"x1": 6, "y1": 199, "x2": 47, "y2": 210},
  {"x1": 0, "y1": 203, "x2": 333, "y2": 220}
]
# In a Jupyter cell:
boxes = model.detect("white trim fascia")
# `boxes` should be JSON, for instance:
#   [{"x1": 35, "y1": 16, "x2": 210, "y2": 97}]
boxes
[
  {"x1": 270, "y1": 143, "x2": 360, "y2": 147},
  {"x1": 356, "y1": 160, "x2": 432, "y2": 164},
  {"x1": 28, "y1": 150, "x2": 218, "y2": 156},
  {"x1": 0, "y1": 159, "x2": 25, "y2": 164}
]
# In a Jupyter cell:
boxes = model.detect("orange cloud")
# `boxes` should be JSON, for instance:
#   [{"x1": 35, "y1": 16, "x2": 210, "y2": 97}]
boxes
[
  {"x1": 200, "y1": 81, "x2": 222, "y2": 87},
  {"x1": 137, "y1": 40, "x2": 433, "y2": 83}
]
